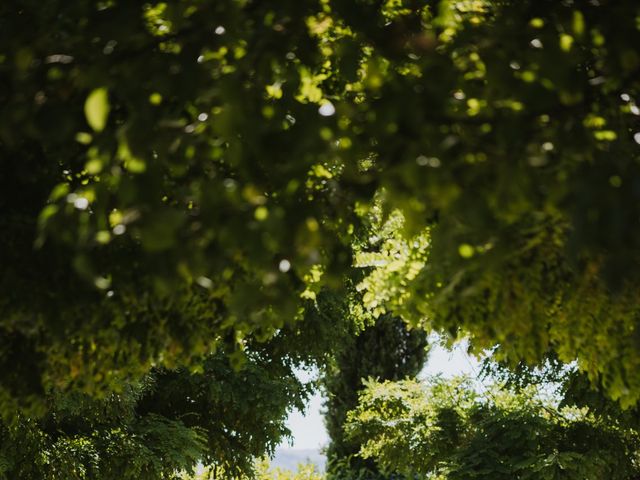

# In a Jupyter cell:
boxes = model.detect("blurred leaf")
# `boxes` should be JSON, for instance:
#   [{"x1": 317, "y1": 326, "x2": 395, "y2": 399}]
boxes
[{"x1": 84, "y1": 88, "x2": 110, "y2": 132}]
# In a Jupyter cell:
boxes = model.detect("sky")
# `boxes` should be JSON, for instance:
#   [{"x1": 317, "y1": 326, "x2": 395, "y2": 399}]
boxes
[{"x1": 280, "y1": 339, "x2": 480, "y2": 451}]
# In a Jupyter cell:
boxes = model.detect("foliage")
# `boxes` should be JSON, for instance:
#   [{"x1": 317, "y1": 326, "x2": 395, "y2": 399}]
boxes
[
  {"x1": 0, "y1": 329, "x2": 323, "y2": 480},
  {"x1": 484, "y1": 355, "x2": 640, "y2": 441},
  {"x1": 346, "y1": 376, "x2": 640, "y2": 479},
  {"x1": 323, "y1": 314, "x2": 428, "y2": 479},
  {"x1": 0, "y1": 390, "x2": 206, "y2": 479},
  {"x1": 353, "y1": 198, "x2": 432, "y2": 325},
  {"x1": 1, "y1": 0, "x2": 640, "y2": 406},
  {"x1": 2, "y1": 0, "x2": 640, "y2": 475},
  {"x1": 181, "y1": 460, "x2": 325, "y2": 480},
  {"x1": 254, "y1": 461, "x2": 325, "y2": 480},
  {"x1": 0, "y1": 0, "x2": 354, "y2": 409},
  {"x1": 321, "y1": 190, "x2": 430, "y2": 478},
  {"x1": 327, "y1": 0, "x2": 640, "y2": 407}
]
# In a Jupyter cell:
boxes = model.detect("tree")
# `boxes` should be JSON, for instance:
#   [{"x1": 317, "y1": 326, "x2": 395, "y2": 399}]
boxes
[
  {"x1": 323, "y1": 315, "x2": 428, "y2": 479},
  {"x1": 319, "y1": 196, "x2": 430, "y2": 478},
  {"x1": 345, "y1": 376, "x2": 640, "y2": 479},
  {"x1": 330, "y1": 0, "x2": 640, "y2": 407},
  {"x1": 2, "y1": 0, "x2": 640, "y2": 466},
  {"x1": 1, "y1": 0, "x2": 352, "y2": 409},
  {"x1": 0, "y1": 295, "x2": 354, "y2": 479}
]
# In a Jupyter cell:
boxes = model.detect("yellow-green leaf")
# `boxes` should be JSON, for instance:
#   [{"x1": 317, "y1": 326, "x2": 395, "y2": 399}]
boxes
[
  {"x1": 84, "y1": 88, "x2": 110, "y2": 132},
  {"x1": 560, "y1": 34, "x2": 574, "y2": 52}
]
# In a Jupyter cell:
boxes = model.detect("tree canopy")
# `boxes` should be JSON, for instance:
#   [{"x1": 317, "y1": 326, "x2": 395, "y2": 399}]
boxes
[
  {"x1": 0, "y1": 322, "x2": 338, "y2": 478},
  {"x1": 346, "y1": 376, "x2": 640, "y2": 479},
  {"x1": 3, "y1": 0, "x2": 640, "y2": 405},
  {"x1": 2, "y1": 0, "x2": 640, "y2": 476}
]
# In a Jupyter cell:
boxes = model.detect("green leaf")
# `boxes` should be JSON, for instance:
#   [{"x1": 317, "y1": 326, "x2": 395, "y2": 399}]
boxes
[
  {"x1": 37, "y1": 204, "x2": 58, "y2": 228},
  {"x1": 84, "y1": 88, "x2": 110, "y2": 132}
]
